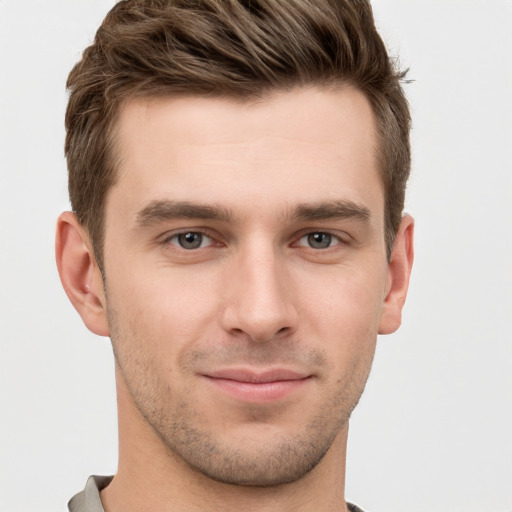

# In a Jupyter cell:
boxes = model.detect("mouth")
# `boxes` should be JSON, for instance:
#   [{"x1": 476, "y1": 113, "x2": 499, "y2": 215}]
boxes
[{"x1": 201, "y1": 368, "x2": 313, "y2": 403}]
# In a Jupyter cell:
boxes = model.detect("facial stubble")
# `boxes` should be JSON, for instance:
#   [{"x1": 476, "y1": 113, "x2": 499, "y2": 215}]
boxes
[{"x1": 107, "y1": 299, "x2": 375, "y2": 487}]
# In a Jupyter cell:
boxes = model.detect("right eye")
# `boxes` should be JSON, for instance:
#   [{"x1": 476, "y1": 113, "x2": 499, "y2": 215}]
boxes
[{"x1": 295, "y1": 231, "x2": 342, "y2": 249}]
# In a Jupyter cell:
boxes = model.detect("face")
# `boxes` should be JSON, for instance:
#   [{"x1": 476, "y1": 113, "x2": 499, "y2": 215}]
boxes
[{"x1": 102, "y1": 87, "x2": 390, "y2": 485}]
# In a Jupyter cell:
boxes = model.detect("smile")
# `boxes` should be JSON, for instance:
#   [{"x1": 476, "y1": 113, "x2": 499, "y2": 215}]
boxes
[{"x1": 201, "y1": 368, "x2": 313, "y2": 403}]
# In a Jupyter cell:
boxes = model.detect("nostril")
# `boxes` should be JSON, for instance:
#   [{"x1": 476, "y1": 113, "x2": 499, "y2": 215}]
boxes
[{"x1": 277, "y1": 327, "x2": 289, "y2": 335}]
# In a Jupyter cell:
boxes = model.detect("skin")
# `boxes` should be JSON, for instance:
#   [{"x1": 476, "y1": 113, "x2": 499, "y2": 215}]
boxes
[{"x1": 56, "y1": 86, "x2": 414, "y2": 512}]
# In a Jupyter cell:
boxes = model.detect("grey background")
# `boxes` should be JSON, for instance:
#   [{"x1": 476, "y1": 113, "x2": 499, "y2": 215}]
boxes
[{"x1": 1, "y1": 1, "x2": 511, "y2": 510}]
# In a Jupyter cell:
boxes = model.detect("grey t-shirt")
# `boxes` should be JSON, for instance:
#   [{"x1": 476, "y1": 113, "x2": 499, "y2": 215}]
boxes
[{"x1": 68, "y1": 475, "x2": 367, "y2": 512}]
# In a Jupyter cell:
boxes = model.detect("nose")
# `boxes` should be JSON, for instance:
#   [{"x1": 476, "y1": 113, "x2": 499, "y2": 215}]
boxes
[{"x1": 220, "y1": 242, "x2": 298, "y2": 343}]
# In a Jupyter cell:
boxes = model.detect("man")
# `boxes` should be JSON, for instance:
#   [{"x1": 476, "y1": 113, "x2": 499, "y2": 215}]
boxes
[{"x1": 56, "y1": 1, "x2": 414, "y2": 511}]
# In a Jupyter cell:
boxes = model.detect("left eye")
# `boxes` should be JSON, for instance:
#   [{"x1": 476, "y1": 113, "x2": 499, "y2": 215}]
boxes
[
  {"x1": 169, "y1": 232, "x2": 213, "y2": 250},
  {"x1": 297, "y1": 232, "x2": 340, "y2": 249}
]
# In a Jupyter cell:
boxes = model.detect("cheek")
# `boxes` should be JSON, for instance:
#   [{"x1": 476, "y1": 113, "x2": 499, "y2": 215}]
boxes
[
  {"x1": 106, "y1": 264, "x2": 221, "y2": 358},
  {"x1": 302, "y1": 263, "x2": 386, "y2": 322},
  {"x1": 298, "y1": 266, "x2": 386, "y2": 360}
]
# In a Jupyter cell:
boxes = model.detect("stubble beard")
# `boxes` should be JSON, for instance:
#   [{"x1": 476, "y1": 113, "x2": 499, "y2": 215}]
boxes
[
  {"x1": 107, "y1": 305, "x2": 374, "y2": 487},
  {"x1": 149, "y1": 389, "x2": 348, "y2": 487}
]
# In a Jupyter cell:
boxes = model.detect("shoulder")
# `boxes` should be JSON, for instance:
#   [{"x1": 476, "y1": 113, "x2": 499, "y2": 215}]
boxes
[{"x1": 68, "y1": 475, "x2": 113, "y2": 512}]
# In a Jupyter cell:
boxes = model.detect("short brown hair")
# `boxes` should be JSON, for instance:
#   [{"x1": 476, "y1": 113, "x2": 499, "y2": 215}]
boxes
[{"x1": 65, "y1": 0, "x2": 411, "y2": 267}]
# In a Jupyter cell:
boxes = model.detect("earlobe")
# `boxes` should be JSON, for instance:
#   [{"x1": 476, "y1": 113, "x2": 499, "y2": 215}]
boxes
[
  {"x1": 378, "y1": 215, "x2": 414, "y2": 335},
  {"x1": 55, "y1": 211, "x2": 110, "y2": 337}
]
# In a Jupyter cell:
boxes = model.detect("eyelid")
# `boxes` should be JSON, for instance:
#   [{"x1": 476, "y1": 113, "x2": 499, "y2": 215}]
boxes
[
  {"x1": 292, "y1": 229, "x2": 350, "y2": 247},
  {"x1": 297, "y1": 233, "x2": 339, "y2": 249},
  {"x1": 157, "y1": 227, "x2": 351, "y2": 250},
  {"x1": 160, "y1": 228, "x2": 219, "y2": 248}
]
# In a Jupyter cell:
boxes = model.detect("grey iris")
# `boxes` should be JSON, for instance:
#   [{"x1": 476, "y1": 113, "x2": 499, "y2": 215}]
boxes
[
  {"x1": 308, "y1": 233, "x2": 332, "y2": 249},
  {"x1": 178, "y1": 232, "x2": 203, "y2": 249}
]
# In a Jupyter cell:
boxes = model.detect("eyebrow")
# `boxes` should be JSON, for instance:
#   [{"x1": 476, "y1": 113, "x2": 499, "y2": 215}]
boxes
[
  {"x1": 135, "y1": 198, "x2": 371, "y2": 228},
  {"x1": 136, "y1": 200, "x2": 234, "y2": 227},
  {"x1": 291, "y1": 200, "x2": 371, "y2": 223}
]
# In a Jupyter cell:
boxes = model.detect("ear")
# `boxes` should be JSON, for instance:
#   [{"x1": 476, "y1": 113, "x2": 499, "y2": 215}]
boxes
[
  {"x1": 378, "y1": 215, "x2": 414, "y2": 335},
  {"x1": 55, "y1": 211, "x2": 110, "y2": 336}
]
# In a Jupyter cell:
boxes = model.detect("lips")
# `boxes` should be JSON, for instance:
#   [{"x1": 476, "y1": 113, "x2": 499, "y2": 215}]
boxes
[{"x1": 202, "y1": 368, "x2": 312, "y2": 403}]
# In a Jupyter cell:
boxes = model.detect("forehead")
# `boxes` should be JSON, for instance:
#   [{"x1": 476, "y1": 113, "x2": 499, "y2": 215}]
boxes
[{"x1": 110, "y1": 86, "x2": 382, "y2": 222}]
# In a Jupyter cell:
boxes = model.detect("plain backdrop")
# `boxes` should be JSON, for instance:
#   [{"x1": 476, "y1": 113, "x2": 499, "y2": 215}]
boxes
[{"x1": 1, "y1": 1, "x2": 511, "y2": 511}]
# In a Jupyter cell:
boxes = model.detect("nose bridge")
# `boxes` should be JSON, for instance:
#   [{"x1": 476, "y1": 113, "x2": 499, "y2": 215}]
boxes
[{"x1": 221, "y1": 236, "x2": 297, "y2": 342}]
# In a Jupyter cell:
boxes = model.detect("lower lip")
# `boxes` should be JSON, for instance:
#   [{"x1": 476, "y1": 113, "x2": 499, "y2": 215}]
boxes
[{"x1": 204, "y1": 376, "x2": 311, "y2": 403}]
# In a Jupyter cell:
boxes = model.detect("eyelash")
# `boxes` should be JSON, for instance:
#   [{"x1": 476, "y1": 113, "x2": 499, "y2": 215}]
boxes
[
  {"x1": 162, "y1": 230, "x2": 346, "y2": 251},
  {"x1": 163, "y1": 230, "x2": 218, "y2": 250},
  {"x1": 295, "y1": 232, "x2": 344, "y2": 250}
]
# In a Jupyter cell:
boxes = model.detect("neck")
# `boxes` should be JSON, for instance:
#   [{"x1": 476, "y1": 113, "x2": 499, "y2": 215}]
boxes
[{"x1": 101, "y1": 372, "x2": 350, "y2": 512}]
